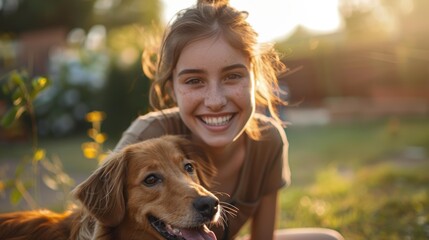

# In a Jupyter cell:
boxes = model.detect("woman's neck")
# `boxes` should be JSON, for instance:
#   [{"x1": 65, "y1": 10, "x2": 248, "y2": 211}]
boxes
[
  {"x1": 198, "y1": 134, "x2": 246, "y2": 197},
  {"x1": 196, "y1": 134, "x2": 245, "y2": 168}
]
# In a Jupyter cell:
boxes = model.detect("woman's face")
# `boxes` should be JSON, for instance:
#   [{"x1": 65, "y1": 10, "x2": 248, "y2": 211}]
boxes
[{"x1": 172, "y1": 35, "x2": 255, "y2": 148}]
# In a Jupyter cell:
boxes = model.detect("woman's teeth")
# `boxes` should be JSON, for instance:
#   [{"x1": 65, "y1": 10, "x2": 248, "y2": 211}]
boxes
[{"x1": 201, "y1": 115, "x2": 232, "y2": 126}]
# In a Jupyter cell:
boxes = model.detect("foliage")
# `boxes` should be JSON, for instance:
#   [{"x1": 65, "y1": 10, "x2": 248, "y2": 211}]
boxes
[
  {"x1": 93, "y1": 24, "x2": 164, "y2": 136},
  {"x1": 0, "y1": 0, "x2": 161, "y2": 33},
  {"x1": 1, "y1": 70, "x2": 48, "y2": 139},
  {"x1": 0, "y1": 70, "x2": 74, "y2": 208},
  {"x1": 35, "y1": 39, "x2": 110, "y2": 136},
  {"x1": 1, "y1": 0, "x2": 162, "y2": 137}
]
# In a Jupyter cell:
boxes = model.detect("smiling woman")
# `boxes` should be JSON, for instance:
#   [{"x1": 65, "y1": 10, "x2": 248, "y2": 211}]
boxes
[
  {"x1": 161, "y1": 0, "x2": 342, "y2": 42},
  {"x1": 116, "y1": 0, "x2": 344, "y2": 239}
]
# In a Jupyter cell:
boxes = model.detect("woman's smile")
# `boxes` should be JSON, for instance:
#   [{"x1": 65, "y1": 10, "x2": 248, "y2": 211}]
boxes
[{"x1": 200, "y1": 114, "x2": 234, "y2": 127}]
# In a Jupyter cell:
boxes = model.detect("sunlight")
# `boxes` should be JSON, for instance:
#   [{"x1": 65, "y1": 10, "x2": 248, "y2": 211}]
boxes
[
  {"x1": 161, "y1": 0, "x2": 342, "y2": 42},
  {"x1": 292, "y1": 0, "x2": 341, "y2": 33}
]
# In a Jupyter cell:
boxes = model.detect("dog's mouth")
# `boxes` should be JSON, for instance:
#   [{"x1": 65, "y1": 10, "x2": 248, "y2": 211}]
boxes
[{"x1": 148, "y1": 215, "x2": 217, "y2": 240}]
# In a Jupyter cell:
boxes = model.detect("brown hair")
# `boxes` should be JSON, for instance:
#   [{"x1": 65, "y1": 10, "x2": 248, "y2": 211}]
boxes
[{"x1": 143, "y1": 0, "x2": 287, "y2": 139}]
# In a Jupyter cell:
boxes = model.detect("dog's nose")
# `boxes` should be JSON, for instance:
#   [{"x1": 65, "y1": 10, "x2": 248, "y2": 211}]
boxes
[{"x1": 193, "y1": 196, "x2": 219, "y2": 220}]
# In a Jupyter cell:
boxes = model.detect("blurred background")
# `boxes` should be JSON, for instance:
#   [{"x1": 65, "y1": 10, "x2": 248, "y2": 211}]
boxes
[{"x1": 0, "y1": 0, "x2": 428, "y2": 239}]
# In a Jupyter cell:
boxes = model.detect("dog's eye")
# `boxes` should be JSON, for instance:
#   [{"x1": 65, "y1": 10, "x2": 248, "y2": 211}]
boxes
[
  {"x1": 143, "y1": 174, "x2": 162, "y2": 187},
  {"x1": 184, "y1": 163, "x2": 194, "y2": 174}
]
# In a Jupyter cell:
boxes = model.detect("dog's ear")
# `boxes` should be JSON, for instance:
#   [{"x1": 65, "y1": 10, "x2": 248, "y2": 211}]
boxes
[
  {"x1": 169, "y1": 135, "x2": 217, "y2": 188},
  {"x1": 72, "y1": 150, "x2": 127, "y2": 227}
]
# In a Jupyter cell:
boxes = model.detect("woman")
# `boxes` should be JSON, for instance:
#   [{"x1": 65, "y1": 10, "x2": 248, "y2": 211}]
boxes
[{"x1": 115, "y1": 0, "x2": 343, "y2": 239}]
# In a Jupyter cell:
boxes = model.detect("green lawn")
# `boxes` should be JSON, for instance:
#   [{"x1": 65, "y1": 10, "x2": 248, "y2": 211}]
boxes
[
  {"x1": 0, "y1": 117, "x2": 428, "y2": 239},
  {"x1": 279, "y1": 117, "x2": 429, "y2": 239}
]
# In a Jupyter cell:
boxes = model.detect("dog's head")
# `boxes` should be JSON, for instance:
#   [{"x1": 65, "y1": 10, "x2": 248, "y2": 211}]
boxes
[{"x1": 73, "y1": 135, "x2": 219, "y2": 240}]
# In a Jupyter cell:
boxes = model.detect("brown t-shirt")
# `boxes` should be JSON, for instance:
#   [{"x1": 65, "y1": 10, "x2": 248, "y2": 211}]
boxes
[{"x1": 115, "y1": 108, "x2": 291, "y2": 239}]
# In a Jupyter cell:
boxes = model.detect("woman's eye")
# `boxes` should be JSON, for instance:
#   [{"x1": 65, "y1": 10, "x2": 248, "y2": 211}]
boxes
[
  {"x1": 225, "y1": 73, "x2": 242, "y2": 81},
  {"x1": 184, "y1": 163, "x2": 195, "y2": 174},
  {"x1": 143, "y1": 174, "x2": 162, "y2": 187},
  {"x1": 185, "y1": 78, "x2": 202, "y2": 85}
]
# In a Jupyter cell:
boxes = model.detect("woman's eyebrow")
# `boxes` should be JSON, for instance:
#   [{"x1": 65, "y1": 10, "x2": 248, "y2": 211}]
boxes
[
  {"x1": 177, "y1": 69, "x2": 206, "y2": 77},
  {"x1": 222, "y1": 63, "x2": 248, "y2": 72},
  {"x1": 176, "y1": 63, "x2": 248, "y2": 77}
]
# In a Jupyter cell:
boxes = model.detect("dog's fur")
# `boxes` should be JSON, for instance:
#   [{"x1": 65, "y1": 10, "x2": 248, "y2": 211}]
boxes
[{"x1": 0, "y1": 135, "x2": 220, "y2": 240}]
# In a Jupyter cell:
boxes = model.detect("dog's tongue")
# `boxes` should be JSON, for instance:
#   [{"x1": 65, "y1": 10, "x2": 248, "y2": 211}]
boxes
[{"x1": 180, "y1": 227, "x2": 217, "y2": 240}]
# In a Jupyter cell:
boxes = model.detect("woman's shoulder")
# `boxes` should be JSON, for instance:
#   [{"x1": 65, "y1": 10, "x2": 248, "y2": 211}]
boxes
[
  {"x1": 130, "y1": 107, "x2": 180, "y2": 128},
  {"x1": 115, "y1": 108, "x2": 186, "y2": 151},
  {"x1": 136, "y1": 107, "x2": 180, "y2": 121},
  {"x1": 253, "y1": 112, "x2": 287, "y2": 144}
]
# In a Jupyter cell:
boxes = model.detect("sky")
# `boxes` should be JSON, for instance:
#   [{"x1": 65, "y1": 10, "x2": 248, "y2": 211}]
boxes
[{"x1": 161, "y1": 0, "x2": 342, "y2": 42}]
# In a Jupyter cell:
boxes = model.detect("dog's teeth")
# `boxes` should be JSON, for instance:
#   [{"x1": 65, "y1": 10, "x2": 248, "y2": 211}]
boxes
[{"x1": 173, "y1": 228, "x2": 182, "y2": 235}]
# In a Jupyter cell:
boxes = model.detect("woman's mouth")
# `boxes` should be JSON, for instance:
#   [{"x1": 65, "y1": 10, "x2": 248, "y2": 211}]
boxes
[{"x1": 200, "y1": 115, "x2": 233, "y2": 126}]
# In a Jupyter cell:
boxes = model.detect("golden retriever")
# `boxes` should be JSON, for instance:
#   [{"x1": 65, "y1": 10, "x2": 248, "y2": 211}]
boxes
[{"x1": 0, "y1": 135, "x2": 221, "y2": 240}]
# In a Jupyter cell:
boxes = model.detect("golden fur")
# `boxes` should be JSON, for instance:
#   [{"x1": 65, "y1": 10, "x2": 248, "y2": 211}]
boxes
[{"x1": 0, "y1": 135, "x2": 220, "y2": 240}]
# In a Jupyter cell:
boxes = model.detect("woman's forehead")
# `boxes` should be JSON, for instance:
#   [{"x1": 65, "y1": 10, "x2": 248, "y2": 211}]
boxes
[{"x1": 175, "y1": 36, "x2": 250, "y2": 72}]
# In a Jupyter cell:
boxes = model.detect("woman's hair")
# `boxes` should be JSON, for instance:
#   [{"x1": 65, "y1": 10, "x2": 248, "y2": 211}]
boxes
[{"x1": 143, "y1": 0, "x2": 287, "y2": 139}]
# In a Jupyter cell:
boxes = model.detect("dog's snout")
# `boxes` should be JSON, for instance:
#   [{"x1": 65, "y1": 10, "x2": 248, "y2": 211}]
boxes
[{"x1": 193, "y1": 196, "x2": 219, "y2": 220}]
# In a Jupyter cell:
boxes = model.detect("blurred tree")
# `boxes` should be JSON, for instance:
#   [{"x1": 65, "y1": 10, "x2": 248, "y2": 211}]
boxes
[
  {"x1": 0, "y1": 0, "x2": 161, "y2": 32},
  {"x1": 0, "y1": 0, "x2": 94, "y2": 32},
  {"x1": 0, "y1": 0, "x2": 162, "y2": 137},
  {"x1": 338, "y1": 0, "x2": 427, "y2": 44},
  {"x1": 276, "y1": 0, "x2": 429, "y2": 106}
]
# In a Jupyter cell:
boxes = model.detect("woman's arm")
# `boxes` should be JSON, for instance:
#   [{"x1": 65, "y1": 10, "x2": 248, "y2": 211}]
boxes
[{"x1": 250, "y1": 190, "x2": 279, "y2": 240}]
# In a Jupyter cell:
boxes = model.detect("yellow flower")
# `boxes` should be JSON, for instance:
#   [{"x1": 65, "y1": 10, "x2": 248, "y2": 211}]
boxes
[
  {"x1": 85, "y1": 111, "x2": 105, "y2": 123},
  {"x1": 81, "y1": 142, "x2": 99, "y2": 159},
  {"x1": 33, "y1": 149, "x2": 46, "y2": 162},
  {"x1": 95, "y1": 133, "x2": 107, "y2": 144},
  {"x1": 37, "y1": 77, "x2": 48, "y2": 88}
]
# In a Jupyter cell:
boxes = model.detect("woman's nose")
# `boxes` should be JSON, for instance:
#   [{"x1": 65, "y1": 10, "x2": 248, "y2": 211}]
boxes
[{"x1": 204, "y1": 84, "x2": 227, "y2": 111}]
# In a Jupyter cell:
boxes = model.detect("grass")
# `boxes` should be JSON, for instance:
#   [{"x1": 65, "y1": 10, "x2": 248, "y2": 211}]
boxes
[
  {"x1": 0, "y1": 116, "x2": 428, "y2": 239},
  {"x1": 0, "y1": 133, "x2": 116, "y2": 211},
  {"x1": 279, "y1": 116, "x2": 429, "y2": 239},
  {"x1": 0, "y1": 133, "x2": 116, "y2": 174}
]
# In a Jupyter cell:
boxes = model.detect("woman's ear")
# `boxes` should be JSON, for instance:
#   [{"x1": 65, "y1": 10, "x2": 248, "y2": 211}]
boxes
[{"x1": 72, "y1": 151, "x2": 127, "y2": 227}]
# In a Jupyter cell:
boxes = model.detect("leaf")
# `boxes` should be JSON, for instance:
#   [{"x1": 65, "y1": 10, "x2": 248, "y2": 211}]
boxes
[
  {"x1": 12, "y1": 97, "x2": 23, "y2": 106},
  {"x1": 42, "y1": 174, "x2": 58, "y2": 190},
  {"x1": 11, "y1": 88, "x2": 24, "y2": 105},
  {"x1": 14, "y1": 161, "x2": 27, "y2": 177},
  {"x1": 10, "y1": 71, "x2": 26, "y2": 86},
  {"x1": 14, "y1": 106, "x2": 26, "y2": 119},
  {"x1": 1, "y1": 82, "x2": 11, "y2": 94},
  {"x1": 0, "y1": 107, "x2": 17, "y2": 127},
  {"x1": 0, "y1": 106, "x2": 25, "y2": 128},
  {"x1": 10, "y1": 188, "x2": 23, "y2": 205}
]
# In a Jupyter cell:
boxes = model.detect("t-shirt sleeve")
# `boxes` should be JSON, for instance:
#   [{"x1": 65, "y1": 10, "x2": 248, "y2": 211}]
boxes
[
  {"x1": 114, "y1": 108, "x2": 188, "y2": 152},
  {"x1": 114, "y1": 112, "x2": 168, "y2": 151},
  {"x1": 260, "y1": 120, "x2": 291, "y2": 196}
]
